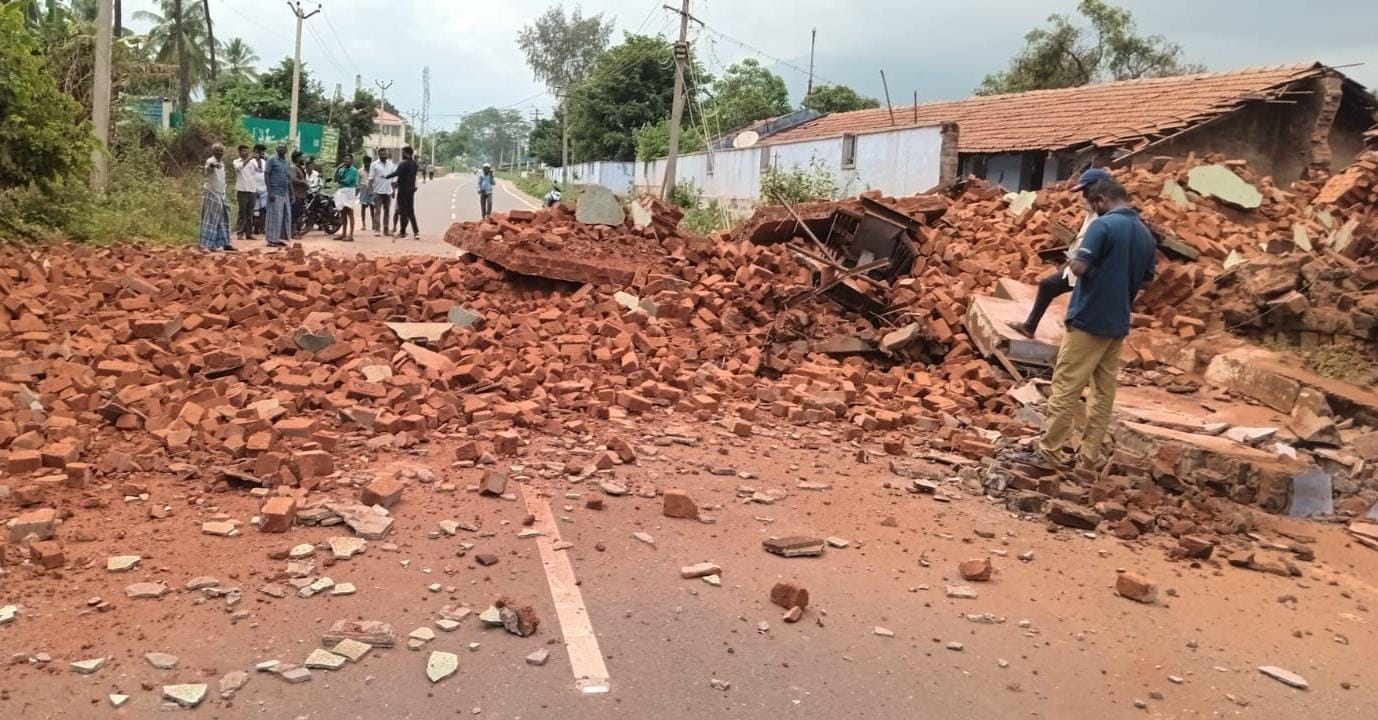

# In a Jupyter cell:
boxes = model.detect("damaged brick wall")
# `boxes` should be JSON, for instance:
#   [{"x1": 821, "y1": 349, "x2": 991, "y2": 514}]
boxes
[{"x1": 1137, "y1": 76, "x2": 1369, "y2": 185}]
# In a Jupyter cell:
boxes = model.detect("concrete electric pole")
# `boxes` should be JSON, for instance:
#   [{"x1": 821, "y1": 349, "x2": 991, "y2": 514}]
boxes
[
  {"x1": 661, "y1": 0, "x2": 696, "y2": 199},
  {"x1": 557, "y1": 88, "x2": 569, "y2": 187},
  {"x1": 287, "y1": 1, "x2": 321, "y2": 150},
  {"x1": 91, "y1": 0, "x2": 113, "y2": 191}
]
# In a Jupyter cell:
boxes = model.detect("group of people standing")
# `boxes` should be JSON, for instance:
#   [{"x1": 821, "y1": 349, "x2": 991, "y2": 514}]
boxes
[{"x1": 199, "y1": 143, "x2": 425, "y2": 250}]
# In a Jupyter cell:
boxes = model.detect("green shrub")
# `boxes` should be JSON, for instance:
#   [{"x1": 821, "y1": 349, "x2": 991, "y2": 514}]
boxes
[
  {"x1": 0, "y1": 140, "x2": 198, "y2": 245},
  {"x1": 681, "y1": 199, "x2": 728, "y2": 235},
  {"x1": 759, "y1": 157, "x2": 839, "y2": 204},
  {"x1": 667, "y1": 179, "x2": 702, "y2": 210}
]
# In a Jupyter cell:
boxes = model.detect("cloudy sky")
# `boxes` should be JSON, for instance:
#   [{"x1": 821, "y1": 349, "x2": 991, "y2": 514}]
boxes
[{"x1": 128, "y1": 0, "x2": 1378, "y2": 129}]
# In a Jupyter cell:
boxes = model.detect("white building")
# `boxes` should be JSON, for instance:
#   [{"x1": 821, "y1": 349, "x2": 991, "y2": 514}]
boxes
[{"x1": 366, "y1": 109, "x2": 407, "y2": 159}]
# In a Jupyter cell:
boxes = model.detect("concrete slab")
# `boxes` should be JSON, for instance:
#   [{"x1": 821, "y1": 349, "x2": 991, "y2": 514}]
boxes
[
  {"x1": 964, "y1": 294, "x2": 1063, "y2": 367},
  {"x1": 1205, "y1": 348, "x2": 1378, "y2": 422}
]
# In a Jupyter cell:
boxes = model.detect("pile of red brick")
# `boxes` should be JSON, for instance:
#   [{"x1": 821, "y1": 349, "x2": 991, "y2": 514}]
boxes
[
  {"x1": 0, "y1": 237, "x2": 1016, "y2": 515},
  {"x1": 444, "y1": 202, "x2": 687, "y2": 286}
]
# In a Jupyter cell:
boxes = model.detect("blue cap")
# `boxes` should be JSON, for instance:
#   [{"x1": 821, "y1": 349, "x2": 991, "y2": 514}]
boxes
[{"x1": 1071, "y1": 167, "x2": 1112, "y2": 191}]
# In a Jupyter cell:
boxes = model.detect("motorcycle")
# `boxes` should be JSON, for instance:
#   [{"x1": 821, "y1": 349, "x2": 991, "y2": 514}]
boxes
[{"x1": 295, "y1": 189, "x2": 342, "y2": 236}]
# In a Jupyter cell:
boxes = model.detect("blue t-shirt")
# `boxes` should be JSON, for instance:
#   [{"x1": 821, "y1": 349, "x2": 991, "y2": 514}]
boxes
[{"x1": 1064, "y1": 207, "x2": 1156, "y2": 338}]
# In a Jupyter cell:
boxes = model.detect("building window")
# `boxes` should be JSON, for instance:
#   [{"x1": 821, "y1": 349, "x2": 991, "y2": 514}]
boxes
[
  {"x1": 759, "y1": 147, "x2": 771, "y2": 170},
  {"x1": 841, "y1": 134, "x2": 857, "y2": 169}
]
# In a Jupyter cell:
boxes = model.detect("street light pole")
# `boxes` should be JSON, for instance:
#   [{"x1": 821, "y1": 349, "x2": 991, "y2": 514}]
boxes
[{"x1": 287, "y1": 1, "x2": 321, "y2": 151}]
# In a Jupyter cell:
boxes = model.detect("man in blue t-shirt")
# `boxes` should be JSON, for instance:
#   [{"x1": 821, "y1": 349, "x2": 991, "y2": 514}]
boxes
[{"x1": 1022, "y1": 177, "x2": 1156, "y2": 470}]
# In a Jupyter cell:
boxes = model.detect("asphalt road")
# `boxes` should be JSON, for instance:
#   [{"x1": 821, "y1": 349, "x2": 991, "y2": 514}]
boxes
[{"x1": 279, "y1": 172, "x2": 539, "y2": 257}]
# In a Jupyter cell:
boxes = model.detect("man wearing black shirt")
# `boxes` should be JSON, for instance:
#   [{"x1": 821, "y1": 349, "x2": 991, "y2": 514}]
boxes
[{"x1": 386, "y1": 145, "x2": 420, "y2": 239}]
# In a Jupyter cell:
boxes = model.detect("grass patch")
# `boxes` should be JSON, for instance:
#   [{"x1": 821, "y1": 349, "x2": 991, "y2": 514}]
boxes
[{"x1": 1, "y1": 146, "x2": 199, "y2": 245}]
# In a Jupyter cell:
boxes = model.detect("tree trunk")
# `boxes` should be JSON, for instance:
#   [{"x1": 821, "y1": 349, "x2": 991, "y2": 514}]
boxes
[
  {"x1": 202, "y1": 0, "x2": 216, "y2": 95},
  {"x1": 173, "y1": 0, "x2": 189, "y2": 111},
  {"x1": 114, "y1": 0, "x2": 122, "y2": 36}
]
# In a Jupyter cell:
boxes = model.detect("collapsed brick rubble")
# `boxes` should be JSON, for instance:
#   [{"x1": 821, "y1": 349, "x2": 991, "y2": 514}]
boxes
[{"x1": 2, "y1": 149, "x2": 1377, "y2": 689}]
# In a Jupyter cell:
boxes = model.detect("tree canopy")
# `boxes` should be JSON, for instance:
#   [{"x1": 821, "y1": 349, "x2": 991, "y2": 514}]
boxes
[
  {"x1": 517, "y1": 3, "x2": 614, "y2": 93},
  {"x1": 566, "y1": 33, "x2": 706, "y2": 163},
  {"x1": 527, "y1": 113, "x2": 562, "y2": 167},
  {"x1": 803, "y1": 84, "x2": 880, "y2": 114},
  {"x1": 705, "y1": 58, "x2": 790, "y2": 133},
  {"x1": 132, "y1": 0, "x2": 212, "y2": 109},
  {"x1": 977, "y1": 0, "x2": 1201, "y2": 96},
  {"x1": 454, "y1": 107, "x2": 532, "y2": 167},
  {"x1": 0, "y1": 1, "x2": 93, "y2": 189}
]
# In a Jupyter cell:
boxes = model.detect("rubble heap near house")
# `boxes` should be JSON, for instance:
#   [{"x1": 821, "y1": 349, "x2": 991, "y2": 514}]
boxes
[{"x1": 2, "y1": 151, "x2": 1377, "y2": 585}]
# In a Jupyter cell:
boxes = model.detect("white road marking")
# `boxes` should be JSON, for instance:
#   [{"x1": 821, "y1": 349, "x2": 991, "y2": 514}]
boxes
[
  {"x1": 500, "y1": 180, "x2": 540, "y2": 210},
  {"x1": 450, "y1": 213, "x2": 456, "y2": 220},
  {"x1": 521, "y1": 485, "x2": 611, "y2": 694}
]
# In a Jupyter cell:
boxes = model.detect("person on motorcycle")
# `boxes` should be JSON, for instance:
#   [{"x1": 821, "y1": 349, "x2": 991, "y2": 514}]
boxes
[
  {"x1": 334, "y1": 153, "x2": 359, "y2": 242},
  {"x1": 289, "y1": 151, "x2": 309, "y2": 238},
  {"x1": 544, "y1": 183, "x2": 562, "y2": 208}
]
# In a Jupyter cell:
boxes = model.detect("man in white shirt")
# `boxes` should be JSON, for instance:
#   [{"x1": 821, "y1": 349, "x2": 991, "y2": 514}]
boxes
[
  {"x1": 250, "y1": 144, "x2": 268, "y2": 234},
  {"x1": 307, "y1": 159, "x2": 323, "y2": 195},
  {"x1": 232, "y1": 144, "x2": 259, "y2": 240},
  {"x1": 199, "y1": 143, "x2": 232, "y2": 251},
  {"x1": 370, "y1": 148, "x2": 397, "y2": 237}
]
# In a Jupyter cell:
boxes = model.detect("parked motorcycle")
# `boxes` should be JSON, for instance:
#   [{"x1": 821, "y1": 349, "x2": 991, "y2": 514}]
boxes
[{"x1": 295, "y1": 190, "x2": 342, "y2": 236}]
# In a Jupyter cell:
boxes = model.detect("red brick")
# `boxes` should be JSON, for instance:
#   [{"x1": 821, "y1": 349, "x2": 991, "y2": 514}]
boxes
[
  {"x1": 28, "y1": 540, "x2": 65, "y2": 569},
  {"x1": 361, "y1": 477, "x2": 404, "y2": 508},
  {"x1": 770, "y1": 582, "x2": 810, "y2": 609},
  {"x1": 959, "y1": 558, "x2": 993, "y2": 581},
  {"x1": 258, "y1": 496, "x2": 297, "y2": 532},
  {"x1": 662, "y1": 490, "x2": 699, "y2": 520},
  {"x1": 1115, "y1": 572, "x2": 1158, "y2": 603},
  {"x1": 493, "y1": 430, "x2": 520, "y2": 455}
]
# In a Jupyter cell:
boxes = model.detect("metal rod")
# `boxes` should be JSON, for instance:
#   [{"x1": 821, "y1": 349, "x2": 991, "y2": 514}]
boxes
[{"x1": 880, "y1": 69, "x2": 895, "y2": 126}]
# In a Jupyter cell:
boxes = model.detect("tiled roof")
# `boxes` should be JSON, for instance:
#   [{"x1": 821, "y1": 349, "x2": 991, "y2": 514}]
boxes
[
  {"x1": 375, "y1": 109, "x2": 405, "y2": 125},
  {"x1": 764, "y1": 64, "x2": 1331, "y2": 153}
]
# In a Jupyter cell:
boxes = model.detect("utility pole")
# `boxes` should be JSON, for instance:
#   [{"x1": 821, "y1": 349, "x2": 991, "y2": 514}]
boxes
[
  {"x1": 529, "y1": 108, "x2": 540, "y2": 171},
  {"x1": 287, "y1": 1, "x2": 321, "y2": 151},
  {"x1": 91, "y1": 0, "x2": 113, "y2": 191},
  {"x1": 806, "y1": 27, "x2": 816, "y2": 99},
  {"x1": 557, "y1": 88, "x2": 569, "y2": 186},
  {"x1": 661, "y1": 0, "x2": 693, "y2": 199},
  {"x1": 421, "y1": 67, "x2": 431, "y2": 169}
]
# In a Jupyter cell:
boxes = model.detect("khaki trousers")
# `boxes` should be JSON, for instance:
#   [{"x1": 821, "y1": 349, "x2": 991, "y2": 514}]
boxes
[{"x1": 1037, "y1": 328, "x2": 1124, "y2": 464}]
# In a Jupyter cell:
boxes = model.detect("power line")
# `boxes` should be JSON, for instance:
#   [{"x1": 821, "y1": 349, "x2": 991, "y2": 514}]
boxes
[
  {"x1": 216, "y1": 0, "x2": 291, "y2": 43},
  {"x1": 320, "y1": 9, "x2": 361, "y2": 77},
  {"x1": 304, "y1": 21, "x2": 348, "y2": 80},
  {"x1": 698, "y1": 22, "x2": 839, "y2": 86}
]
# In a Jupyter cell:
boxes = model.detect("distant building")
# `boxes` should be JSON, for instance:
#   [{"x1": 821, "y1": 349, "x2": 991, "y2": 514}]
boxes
[{"x1": 367, "y1": 109, "x2": 406, "y2": 158}]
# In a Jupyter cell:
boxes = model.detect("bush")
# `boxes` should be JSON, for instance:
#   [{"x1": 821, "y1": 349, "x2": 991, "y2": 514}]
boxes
[
  {"x1": 0, "y1": 3, "x2": 94, "y2": 189},
  {"x1": 759, "y1": 157, "x2": 839, "y2": 204},
  {"x1": 0, "y1": 140, "x2": 198, "y2": 245},
  {"x1": 682, "y1": 199, "x2": 728, "y2": 235},
  {"x1": 667, "y1": 180, "x2": 702, "y2": 210}
]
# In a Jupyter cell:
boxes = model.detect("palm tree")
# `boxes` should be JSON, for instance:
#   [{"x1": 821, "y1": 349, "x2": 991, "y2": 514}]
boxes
[
  {"x1": 201, "y1": 0, "x2": 216, "y2": 93},
  {"x1": 221, "y1": 37, "x2": 259, "y2": 83},
  {"x1": 132, "y1": 0, "x2": 211, "y2": 110},
  {"x1": 221, "y1": 37, "x2": 258, "y2": 83}
]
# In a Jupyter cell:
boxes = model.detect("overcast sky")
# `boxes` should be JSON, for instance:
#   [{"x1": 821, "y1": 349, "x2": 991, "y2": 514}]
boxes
[{"x1": 128, "y1": 0, "x2": 1378, "y2": 129}]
